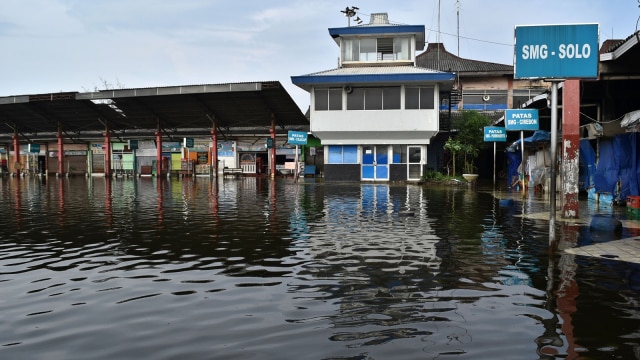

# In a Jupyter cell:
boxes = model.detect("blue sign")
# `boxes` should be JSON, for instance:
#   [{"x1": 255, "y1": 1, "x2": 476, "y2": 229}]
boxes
[
  {"x1": 505, "y1": 109, "x2": 539, "y2": 131},
  {"x1": 28, "y1": 143, "x2": 40, "y2": 153},
  {"x1": 484, "y1": 127, "x2": 507, "y2": 142},
  {"x1": 514, "y1": 24, "x2": 599, "y2": 79},
  {"x1": 287, "y1": 131, "x2": 308, "y2": 145}
]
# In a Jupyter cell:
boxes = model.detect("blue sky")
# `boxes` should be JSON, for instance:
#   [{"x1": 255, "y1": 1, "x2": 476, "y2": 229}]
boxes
[{"x1": 1, "y1": 0, "x2": 638, "y2": 111}]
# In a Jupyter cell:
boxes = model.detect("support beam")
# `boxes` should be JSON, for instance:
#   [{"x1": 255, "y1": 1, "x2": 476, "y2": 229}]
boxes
[
  {"x1": 562, "y1": 79, "x2": 581, "y2": 218},
  {"x1": 57, "y1": 124, "x2": 65, "y2": 176},
  {"x1": 104, "y1": 124, "x2": 111, "y2": 178},
  {"x1": 156, "y1": 130, "x2": 162, "y2": 177},
  {"x1": 12, "y1": 129, "x2": 20, "y2": 177},
  {"x1": 211, "y1": 128, "x2": 218, "y2": 176},
  {"x1": 270, "y1": 113, "x2": 276, "y2": 179}
]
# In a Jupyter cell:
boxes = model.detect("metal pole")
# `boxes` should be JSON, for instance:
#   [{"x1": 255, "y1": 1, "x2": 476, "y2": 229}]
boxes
[
  {"x1": 493, "y1": 141, "x2": 497, "y2": 189},
  {"x1": 549, "y1": 82, "x2": 559, "y2": 244},
  {"x1": 520, "y1": 130, "x2": 525, "y2": 196},
  {"x1": 294, "y1": 145, "x2": 299, "y2": 182}
]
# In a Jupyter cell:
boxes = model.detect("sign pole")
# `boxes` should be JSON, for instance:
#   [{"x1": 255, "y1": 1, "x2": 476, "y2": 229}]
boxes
[
  {"x1": 520, "y1": 130, "x2": 525, "y2": 196},
  {"x1": 549, "y1": 81, "x2": 559, "y2": 244},
  {"x1": 294, "y1": 145, "x2": 299, "y2": 182},
  {"x1": 484, "y1": 126, "x2": 507, "y2": 189},
  {"x1": 493, "y1": 142, "x2": 496, "y2": 190}
]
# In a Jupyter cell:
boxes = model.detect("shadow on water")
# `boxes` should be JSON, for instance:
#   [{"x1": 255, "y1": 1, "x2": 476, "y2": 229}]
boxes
[{"x1": 0, "y1": 176, "x2": 639, "y2": 359}]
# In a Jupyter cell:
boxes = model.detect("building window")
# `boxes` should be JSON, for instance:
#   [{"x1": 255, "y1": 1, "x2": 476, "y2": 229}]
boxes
[
  {"x1": 462, "y1": 90, "x2": 508, "y2": 110},
  {"x1": 347, "y1": 87, "x2": 401, "y2": 110},
  {"x1": 328, "y1": 145, "x2": 358, "y2": 164},
  {"x1": 342, "y1": 37, "x2": 411, "y2": 62},
  {"x1": 392, "y1": 145, "x2": 407, "y2": 163},
  {"x1": 314, "y1": 88, "x2": 343, "y2": 111},
  {"x1": 405, "y1": 87, "x2": 435, "y2": 109}
]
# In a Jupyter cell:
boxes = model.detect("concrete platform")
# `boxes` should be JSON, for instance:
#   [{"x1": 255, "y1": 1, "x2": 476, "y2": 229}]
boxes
[{"x1": 564, "y1": 237, "x2": 640, "y2": 264}]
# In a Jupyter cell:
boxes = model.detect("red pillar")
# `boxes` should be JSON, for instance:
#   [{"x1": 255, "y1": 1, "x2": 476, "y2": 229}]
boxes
[
  {"x1": 57, "y1": 126, "x2": 65, "y2": 176},
  {"x1": 156, "y1": 131, "x2": 162, "y2": 177},
  {"x1": 211, "y1": 128, "x2": 218, "y2": 176},
  {"x1": 270, "y1": 114, "x2": 276, "y2": 179},
  {"x1": 104, "y1": 129, "x2": 111, "y2": 177},
  {"x1": 12, "y1": 131, "x2": 20, "y2": 176},
  {"x1": 562, "y1": 79, "x2": 580, "y2": 218}
]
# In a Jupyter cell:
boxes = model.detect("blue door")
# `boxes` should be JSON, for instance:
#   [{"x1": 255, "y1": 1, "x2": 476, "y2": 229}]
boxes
[{"x1": 361, "y1": 145, "x2": 389, "y2": 181}]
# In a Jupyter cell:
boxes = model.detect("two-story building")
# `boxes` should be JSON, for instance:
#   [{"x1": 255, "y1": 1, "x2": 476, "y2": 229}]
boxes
[{"x1": 291, "y1": 13, "x2": 455, "y2": 182}]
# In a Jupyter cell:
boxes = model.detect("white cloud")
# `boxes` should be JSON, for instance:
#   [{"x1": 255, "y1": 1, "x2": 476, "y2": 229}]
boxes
[{"x1": 0, "y1": 0, "x2": 638, "y2": 109}]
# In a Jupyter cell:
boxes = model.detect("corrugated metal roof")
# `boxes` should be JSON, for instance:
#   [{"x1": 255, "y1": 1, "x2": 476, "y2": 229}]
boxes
[
  {"x1": 0, "y1": 81, "x2": 308, "y2": 142},
  {"x1": 416, "y1": 43, "x2": 513, "y2": 74}
]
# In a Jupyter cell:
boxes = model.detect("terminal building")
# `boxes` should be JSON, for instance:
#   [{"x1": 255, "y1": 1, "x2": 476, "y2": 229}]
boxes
[{"x1": 291, "y1": 13, "x2": 455, "y2": 182}]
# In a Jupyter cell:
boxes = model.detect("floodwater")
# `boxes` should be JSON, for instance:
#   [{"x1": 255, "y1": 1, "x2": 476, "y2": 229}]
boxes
[{"x1": 0, "y1": 176, "x2": 639, "y2": 359}]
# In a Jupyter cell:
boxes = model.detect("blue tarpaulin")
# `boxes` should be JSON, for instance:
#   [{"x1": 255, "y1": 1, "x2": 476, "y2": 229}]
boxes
[
  {"x1": 579, "y1": 138, "x2": 596, "y2": 190},
  {"x1": 506, "y1": 130, "x2": 551, "y2": 152},
  {"x1": 585, "y1": 132, "x2": 640, "y2": 203},
  {"x1": 506, "y1": 151, "x2": 522, "y2": 188}
]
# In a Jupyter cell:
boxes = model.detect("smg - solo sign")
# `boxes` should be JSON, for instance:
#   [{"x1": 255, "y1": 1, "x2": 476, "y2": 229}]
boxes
[{"x1": 514, "y1": 23, "x2": 599, "y2": 79}]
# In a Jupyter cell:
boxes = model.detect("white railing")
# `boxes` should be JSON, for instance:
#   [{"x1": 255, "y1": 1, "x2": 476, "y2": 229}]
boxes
[{"x1": 241, "y1": 162, "x2": 256, "y2": 173}]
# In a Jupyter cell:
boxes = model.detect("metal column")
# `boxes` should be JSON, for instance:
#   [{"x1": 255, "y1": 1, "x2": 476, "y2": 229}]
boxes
[
  {"x1": 57, "y1": 125, "x2": 65, "y2": 176},
  {"x1": 562, "y1": 79, "x2": 581, "y2": 218}
]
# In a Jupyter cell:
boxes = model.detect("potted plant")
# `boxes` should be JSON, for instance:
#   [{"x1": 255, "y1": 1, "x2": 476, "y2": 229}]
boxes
[
  {"x1": 449, "y1": 111, "x2": 491, "y2": 181},
  {"x1": 443, "y1": 137, "x2": 463, "y2": 177}
]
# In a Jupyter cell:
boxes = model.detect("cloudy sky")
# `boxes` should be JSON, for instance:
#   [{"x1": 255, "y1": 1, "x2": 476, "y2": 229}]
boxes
[{"x1": 1, "y1": 0, "x2": 638, "y2": 111}]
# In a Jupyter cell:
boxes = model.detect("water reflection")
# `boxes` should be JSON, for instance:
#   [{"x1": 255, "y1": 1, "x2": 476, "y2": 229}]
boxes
[{"x1": 0, "y1": 177, "x2": 639, "y2": 359}]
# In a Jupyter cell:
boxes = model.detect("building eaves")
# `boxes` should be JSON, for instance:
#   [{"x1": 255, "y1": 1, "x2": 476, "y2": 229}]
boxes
[
  {"x1": 600, "y1": 31, "x2": 640, "y2": 61},
  {"x1": 291, "y1": 66, "x2": 455, "y2": 90}
]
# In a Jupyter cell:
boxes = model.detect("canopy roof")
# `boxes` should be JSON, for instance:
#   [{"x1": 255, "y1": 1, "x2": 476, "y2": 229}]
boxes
[{"x1": 0, "y1": 81, "x2": 308, "y2": 143}]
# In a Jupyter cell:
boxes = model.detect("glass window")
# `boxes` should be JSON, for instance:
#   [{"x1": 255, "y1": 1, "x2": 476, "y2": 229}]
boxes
[
  {"x1": 420, "y1": 87, "x2": 434, "y2": 109},
  {"x1": 314, "y1": 89, "x2": 328, "y2": 111},
  {"x1": 343, "y1": 145, "x2": 357, "y2": 163},
  {"x1": 342, "y1": 39, "x2": 358, "y2": 61},
  {"x1": 405, "y1": 87, "x2": 419, "y2": 109},
  {"x1": 328, "y1": 145, "x2": 358, "y2": 164},
  {"x1": 392, "y1": 145, "x2": 407, "y2": 163},
  {"x1": 329, "y1": 88, "x2": 342, "y2": 110},
  {"x1": 405, "y1": 87, "x2": 434, "y2": 109},
  {"x1": 328, "y1": 146, "x2": 342, "y2": 163},
  {"x1": 365, "y1": 88, "x2": 383, "y2": 110},
  {"x1": 394, "y1": 37, "x2": 410, "y2": 60},
  {"x1": 383, "y1": 87, "x2": 401, "y2": 109},
  {"x1": 347, "y1": 88, "x2": 365, "y2": 110},
  {"x1": 360, "y1": 39, "x2": 376, "y2": 61},
  {"x1": 315, "y1": 88, "x2": 342, "y2": 111},
  {"x1": 377, "y1": 38, "x2": 394, "y2": 60}
]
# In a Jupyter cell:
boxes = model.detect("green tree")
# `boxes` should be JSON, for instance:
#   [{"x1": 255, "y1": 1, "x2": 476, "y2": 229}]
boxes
[{"x1": 450, "y1": 111, "x2": 492, "y2": 175}]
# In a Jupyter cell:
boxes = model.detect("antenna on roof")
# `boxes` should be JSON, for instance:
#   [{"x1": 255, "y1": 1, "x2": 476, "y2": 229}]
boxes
[
  {"x1": 437, "y1": 0, "x2": 441, "y2": 69},
  {"x1": 340, "y1": 6, "x2": 360, "y2": 27},
  {"x1": 456, "y1": 0, "x2": 461, "y2": 56}
]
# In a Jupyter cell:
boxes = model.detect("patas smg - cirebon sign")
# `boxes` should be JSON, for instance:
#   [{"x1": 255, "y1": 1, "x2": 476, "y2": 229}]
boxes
[{"x1": 514, "y1": 24, "x2": 599, "y2": 79}]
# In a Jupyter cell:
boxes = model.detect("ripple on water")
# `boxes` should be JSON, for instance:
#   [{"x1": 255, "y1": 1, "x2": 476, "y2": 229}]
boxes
[{"x1": 0, "y1": 179, "x2": 639, "y2": 359}]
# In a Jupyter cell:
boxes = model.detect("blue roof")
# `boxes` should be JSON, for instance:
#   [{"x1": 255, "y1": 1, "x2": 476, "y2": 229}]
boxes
[{"x1": 291, "y1": 66, "x2": 455, "y2": 91}]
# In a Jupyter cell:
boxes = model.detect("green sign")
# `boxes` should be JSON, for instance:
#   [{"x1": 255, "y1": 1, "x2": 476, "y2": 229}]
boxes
[
  {"x1": 128, "y1": 140, "x2": 139, "y2": 150},
  {"x1": 183, "y1": 137, "x2": 194, "y2": 148},
  {"x1": 484, "y1": 127, "x2": 507, "y2": 142},
  {"x1": 28, "y1": 143, "x2": 40, "y2": 153},
  {"x1": 266, "y1": 137, "x2": 274, "y2": 149}
]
